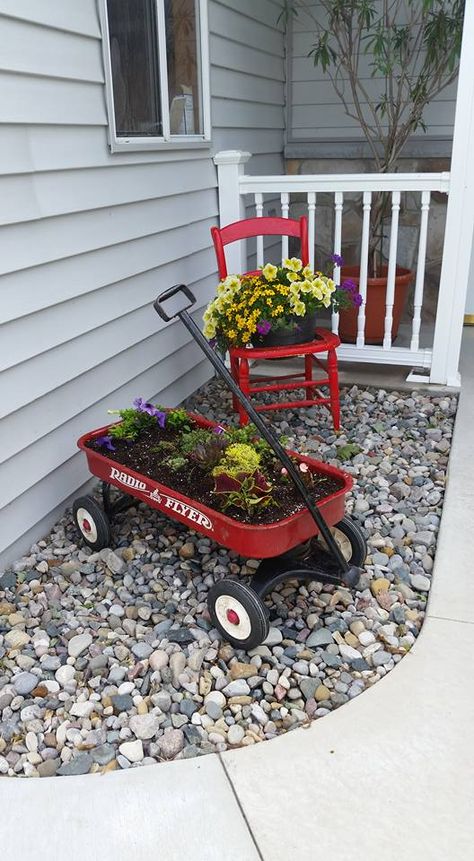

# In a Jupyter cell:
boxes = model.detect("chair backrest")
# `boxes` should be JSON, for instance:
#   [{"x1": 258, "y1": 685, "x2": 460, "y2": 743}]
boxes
[{"x1": 211, "y1": 216, "x2": 309, "y2": 279}]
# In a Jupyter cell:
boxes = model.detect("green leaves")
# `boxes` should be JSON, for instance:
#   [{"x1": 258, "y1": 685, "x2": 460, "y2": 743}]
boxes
[
  {"x1": 311, "y1": 32, "x2": 338, "y2": 71},
  {"x1": 337, "y1": 443, "x2": 362, "y2": 460}
]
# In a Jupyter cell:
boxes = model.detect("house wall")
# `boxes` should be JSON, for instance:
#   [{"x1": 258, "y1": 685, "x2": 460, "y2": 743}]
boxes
[
  {"x1": 0, "y1": 0, "x2": 285, "y2": 568},
  {"x1": 287, "y1": 1, "x2": 457, "y2": 157}
]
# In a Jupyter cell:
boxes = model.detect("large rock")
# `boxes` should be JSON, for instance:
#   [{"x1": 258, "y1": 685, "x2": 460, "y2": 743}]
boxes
[
  {"x1": 129, "y1": 714, "x2": 161, "y2": 740},
  {"x1": 119, "y1": 739, "x2": 144, "y2": 763},
  {"x1": 158, "y1": 729, "x2": 184, "y2": 759},
  {"x1": 68, "y1": 633, "x2": 92, "y2": 658}
]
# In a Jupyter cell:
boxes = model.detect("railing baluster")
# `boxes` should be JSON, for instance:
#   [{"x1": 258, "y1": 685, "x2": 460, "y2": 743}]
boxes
[
  {"x1": 331, "y1": 191, "x2": 343, "y2": 334},
  {"x1": 307, "y1": 191, "x2": 316, "y2": 270},
  {"x1": 356, "y1": 191, "x2": 372, "y2": 348},
  {"x1": 410, "y1": 190, "x2": 431, "y2": 352},
  {"x1": 383, "y1": 190, "x2": 401, "y2": 349},
  {"x1": 281, "y1": 192, "x2": 289, "y2": 262},
  {"x1": 255, "y1": 192, "x2": 264, "y2": 269}
]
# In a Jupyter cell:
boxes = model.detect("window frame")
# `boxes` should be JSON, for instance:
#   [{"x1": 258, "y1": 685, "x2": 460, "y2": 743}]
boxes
[{"x1": 99, "y1": 0, "x2": 211, "y2": 152}]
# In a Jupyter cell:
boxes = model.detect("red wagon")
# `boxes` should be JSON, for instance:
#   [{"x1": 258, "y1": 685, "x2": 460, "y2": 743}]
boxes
[{"x1": 73, "y1": 285, "x2": 367, "y2": 649}]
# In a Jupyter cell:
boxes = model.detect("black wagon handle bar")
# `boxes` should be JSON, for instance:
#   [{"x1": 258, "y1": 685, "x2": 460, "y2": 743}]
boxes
[{"x1": 153, "y1": 284, "x2": 350, "y2": 573}]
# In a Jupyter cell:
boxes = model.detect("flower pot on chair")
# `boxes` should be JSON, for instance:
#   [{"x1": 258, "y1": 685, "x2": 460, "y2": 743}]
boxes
[
  {"x1": 338, "y1": 265, "x2": 412, "y2": 345},
  {"x1": 251, "y1": 311, "x2": 318, "y2": 347}
]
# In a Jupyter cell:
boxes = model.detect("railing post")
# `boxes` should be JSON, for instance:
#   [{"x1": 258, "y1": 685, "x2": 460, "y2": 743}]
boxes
[
  {"x1": 430, "y1": 0, "x2": 474, "y2": 385},
  {"x1": 213, "y1": 150, "x2": 252, "y2": 275}
]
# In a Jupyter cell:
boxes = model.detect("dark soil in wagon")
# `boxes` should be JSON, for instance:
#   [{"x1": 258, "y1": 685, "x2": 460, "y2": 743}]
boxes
[{"x1": 86, "y1": 422, "x2": 344, "y2": 526}]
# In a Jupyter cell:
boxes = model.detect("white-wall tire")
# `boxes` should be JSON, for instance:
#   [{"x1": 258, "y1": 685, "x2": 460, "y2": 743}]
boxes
[
  {"x1": 208, "y1": 580, "x2": 269, "y2": 650},
  {"x1": 317, "y1": 515, "x2": 367, "y2": 567},
  {"x1": 72, "y1": 496, "x2": 111, "y2": 551}
]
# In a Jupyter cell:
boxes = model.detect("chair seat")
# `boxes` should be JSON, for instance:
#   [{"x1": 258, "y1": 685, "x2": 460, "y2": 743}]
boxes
[
  {"x1": 229, "y1": 327, "x2": 341, "y2": 429},
  {"x1": 229, "y1": 327, "x2": 341, "y2": 359}
]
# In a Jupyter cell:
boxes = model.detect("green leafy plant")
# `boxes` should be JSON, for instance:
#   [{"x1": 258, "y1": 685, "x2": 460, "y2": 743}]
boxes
[
  {"x1": 337, "y1": 442, "x2": 362, "y2": 460},
  {"x1": 179, "y1": 427, "x2": 215, "y2": 454},
  {"x1": 213, "y1": 443, "x2": 261, "y2": 478},
  {"x1": 281, "y1": 0, "x2": 464, "y2": 274},
  {"x1": 223, "y1": 424, "x2": 274, "y2": 456},
  {"x1": 151, "y1": 440, "x2": 176, "y2": 454},
  {"x1": 213, "y1": 470, "x2": 273, "y2": 515},
  {"x1": 107, "y1": 408, "x2": 160, "y2": 441},
  {"x1": 164, "y1": 455, "x2": 187, "y2": 471},
  {"x1": 189, "y1": 435, "x2": 229, "y2": 470},
  {"x1": 165, "y1": 407, "x2": 193, "y2": 433}
]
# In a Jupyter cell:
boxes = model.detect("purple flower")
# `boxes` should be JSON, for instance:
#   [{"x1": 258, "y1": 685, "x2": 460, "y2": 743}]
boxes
[
  {"x1": 95, "y1": 435, "x2": 116, "y2": 452},
  {"x1": 256, "y1": 319, "x2": 272, "y2": 335},
  {"x1": 133, "y1": 397, "x2": 166, "y2": 428},
  {"x1": 353, "y1": 293, "x2": 363, "y2": 307},
  {"x1": 341, "y1": 278, "x2": 358, "y2": 293},
  {"x1": 213, "y1": 425, "x2": 225, "y2": 434},
  {"x1": 331, "y1": 253, "x2": 344, "y2": 267}
]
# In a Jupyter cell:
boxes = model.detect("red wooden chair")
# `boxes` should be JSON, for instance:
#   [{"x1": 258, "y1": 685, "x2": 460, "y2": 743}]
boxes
[{"x1": 210, "y1": 216, "x2": 341, "y2": 429}]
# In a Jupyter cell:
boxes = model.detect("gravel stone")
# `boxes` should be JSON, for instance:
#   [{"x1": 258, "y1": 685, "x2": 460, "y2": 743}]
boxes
[
  {"x1": 119, "y1": 740, "x2": 144, "y2": 763},
  {"x1": 12, "y1": 672, "x2": 38, "y2": 696},
  {"x1": 129, "y1": 714, "x2": 161, "y2": 740},
  {"x1": 68, "y1": 633, "x2": 92, "y2": 658}
]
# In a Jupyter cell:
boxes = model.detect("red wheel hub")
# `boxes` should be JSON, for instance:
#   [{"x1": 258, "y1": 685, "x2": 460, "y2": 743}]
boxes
[
  {"x1": 226, "y1": 608, "x2": 240, "y2": 626},
  {"x1": 82, "y1": 518, "x2": 92, "y2": 533}
]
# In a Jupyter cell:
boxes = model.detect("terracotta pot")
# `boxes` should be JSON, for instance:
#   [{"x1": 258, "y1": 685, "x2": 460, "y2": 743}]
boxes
[{"x1": 338, "y1": 265, "x2": 413, "y2": 345}]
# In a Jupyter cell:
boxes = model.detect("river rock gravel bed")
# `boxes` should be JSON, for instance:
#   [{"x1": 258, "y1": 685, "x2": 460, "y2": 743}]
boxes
[{"x1": 0, "y1": 381, "x2": 457, "y2": 777}]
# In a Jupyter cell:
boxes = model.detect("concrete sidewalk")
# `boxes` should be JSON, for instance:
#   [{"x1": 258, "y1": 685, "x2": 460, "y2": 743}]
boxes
[{"x1": 1, "y1": 330, "x2": 473, "y2": 861}]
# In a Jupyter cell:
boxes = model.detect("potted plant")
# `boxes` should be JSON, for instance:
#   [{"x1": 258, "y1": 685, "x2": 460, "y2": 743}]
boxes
[
  {"x1": 202, "y1": 256, "x2": 361, "y2": 349},
  {"x1": 76, "y1": 398, "x2": 352, "y2": 559},
  {"x1": 282, "y1": 0, "x2": 464, "y2": 343}
]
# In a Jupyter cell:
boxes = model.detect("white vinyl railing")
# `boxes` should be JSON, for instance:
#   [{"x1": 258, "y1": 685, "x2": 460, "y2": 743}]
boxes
[{"x1": 214, "y1": 150, "x2": 456, "y2": 384}]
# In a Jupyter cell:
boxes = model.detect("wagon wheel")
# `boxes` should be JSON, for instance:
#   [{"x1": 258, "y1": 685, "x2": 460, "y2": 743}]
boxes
[
  {"x1": 73, "y1": 495, "x2": 111, "y2": 551},
  {"x1": 316, "y1": 515, "x2": 367, "y2": 570},
  {"x1": 208, "y1": 580, "x2": 270, "y2": 651}
]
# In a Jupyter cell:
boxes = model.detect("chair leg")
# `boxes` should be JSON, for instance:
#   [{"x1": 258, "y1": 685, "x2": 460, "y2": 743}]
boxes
[
  {"x1": 238, "y1": 357, "x2": 250, "y2": 426},
  {"x1": 230, "y1": 353, "x2": 240, "y2": 414},
  {"x1": 305, "y1": 354, "x2": 314, "y2": 400},
  {"x1": 327, "y1": 348, "x2": 340, "y2": 431}
]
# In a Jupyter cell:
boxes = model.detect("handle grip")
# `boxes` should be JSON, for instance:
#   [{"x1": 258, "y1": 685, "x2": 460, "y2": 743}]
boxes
[{"x1": 154, "y1": 284, "x2": 196, "y2": 322}]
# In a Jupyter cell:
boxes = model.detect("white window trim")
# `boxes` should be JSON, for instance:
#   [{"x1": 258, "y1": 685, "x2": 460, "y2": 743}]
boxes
[{"x1": 98, "y1": 0, "x2": 211, "y2": 153}]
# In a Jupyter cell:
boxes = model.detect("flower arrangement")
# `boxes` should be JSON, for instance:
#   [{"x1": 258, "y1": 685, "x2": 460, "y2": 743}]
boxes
[
  {"x1": 87, "y1": 398, "x2": 340, "y2": 523},
  {"x1": 203, "y1": 255, "x2": 361, "y2": 348}
]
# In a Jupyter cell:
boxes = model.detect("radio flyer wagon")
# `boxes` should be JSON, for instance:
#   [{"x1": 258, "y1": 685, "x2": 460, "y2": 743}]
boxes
[{"x1": 74, "y1": 285, "x2": 367, "y2": 650}]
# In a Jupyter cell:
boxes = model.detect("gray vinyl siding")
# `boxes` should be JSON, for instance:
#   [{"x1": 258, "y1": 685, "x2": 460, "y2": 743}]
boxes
[
  {"x1": 0, "y1": 0, "x2": 285, "y2": 566},
  {"x1": 288, "y1": 2, "x2": 457, "y2": 150}
]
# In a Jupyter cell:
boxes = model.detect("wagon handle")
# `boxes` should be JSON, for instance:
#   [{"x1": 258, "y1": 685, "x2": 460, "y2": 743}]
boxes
[
  {"x1": 154, "y1": 284, "x2": 196, "y2": 322},
  {"x1": 153, "y1": 288, "x2": 359, "y2": 579}
]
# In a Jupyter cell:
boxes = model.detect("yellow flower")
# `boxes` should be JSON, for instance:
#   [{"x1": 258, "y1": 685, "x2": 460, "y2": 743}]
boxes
[
  {"x1": 203, "y1": 322, "x2": 216, "y2": 339},
  {"x1": 228, "y1": 329, "x2": 237, "y2": 340},
  {"x1": 287, "y1": 271, "x2": 300, "y2": 282},
  {"x1": 291, "y1": 299, "x2": 306, "y2": 316},
  {"x1": 289, "y1": 281, "x2": 302, "y2": 295},
  {"x1": 300, "y1": 279, "x2": 313, "y2": 293},
  {"x1": 326, "y1": 278, "x2": 336, "y2": 294},
  {"x1": 302, "y1": 266, "x2": 314, "y2": 279},
  {"x1": 223, "y1": 275, "x2": 241, "y2": 290},
  {"x1": 283, "y1": 257, "x2": 303, "y2": 272},
  {"x1": 214, "y1": 297, "x2": 227, "y2": 312},
  {"x1": 322, "y1": 296, "x2": 331, "y2": 308},
  {"x1": 262, "y1": 263, "x2": 278, "y2": 281}
]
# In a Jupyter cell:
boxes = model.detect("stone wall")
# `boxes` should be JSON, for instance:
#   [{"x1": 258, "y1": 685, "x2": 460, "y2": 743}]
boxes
[{"x1": 285, "y1": 157, "x2": 450, "y2": 323}]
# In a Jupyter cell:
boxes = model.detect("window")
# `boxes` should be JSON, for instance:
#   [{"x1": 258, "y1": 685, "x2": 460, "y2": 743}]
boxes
[{"x1": 99, "y1": 0, "x2": 210, "y2": 151}]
